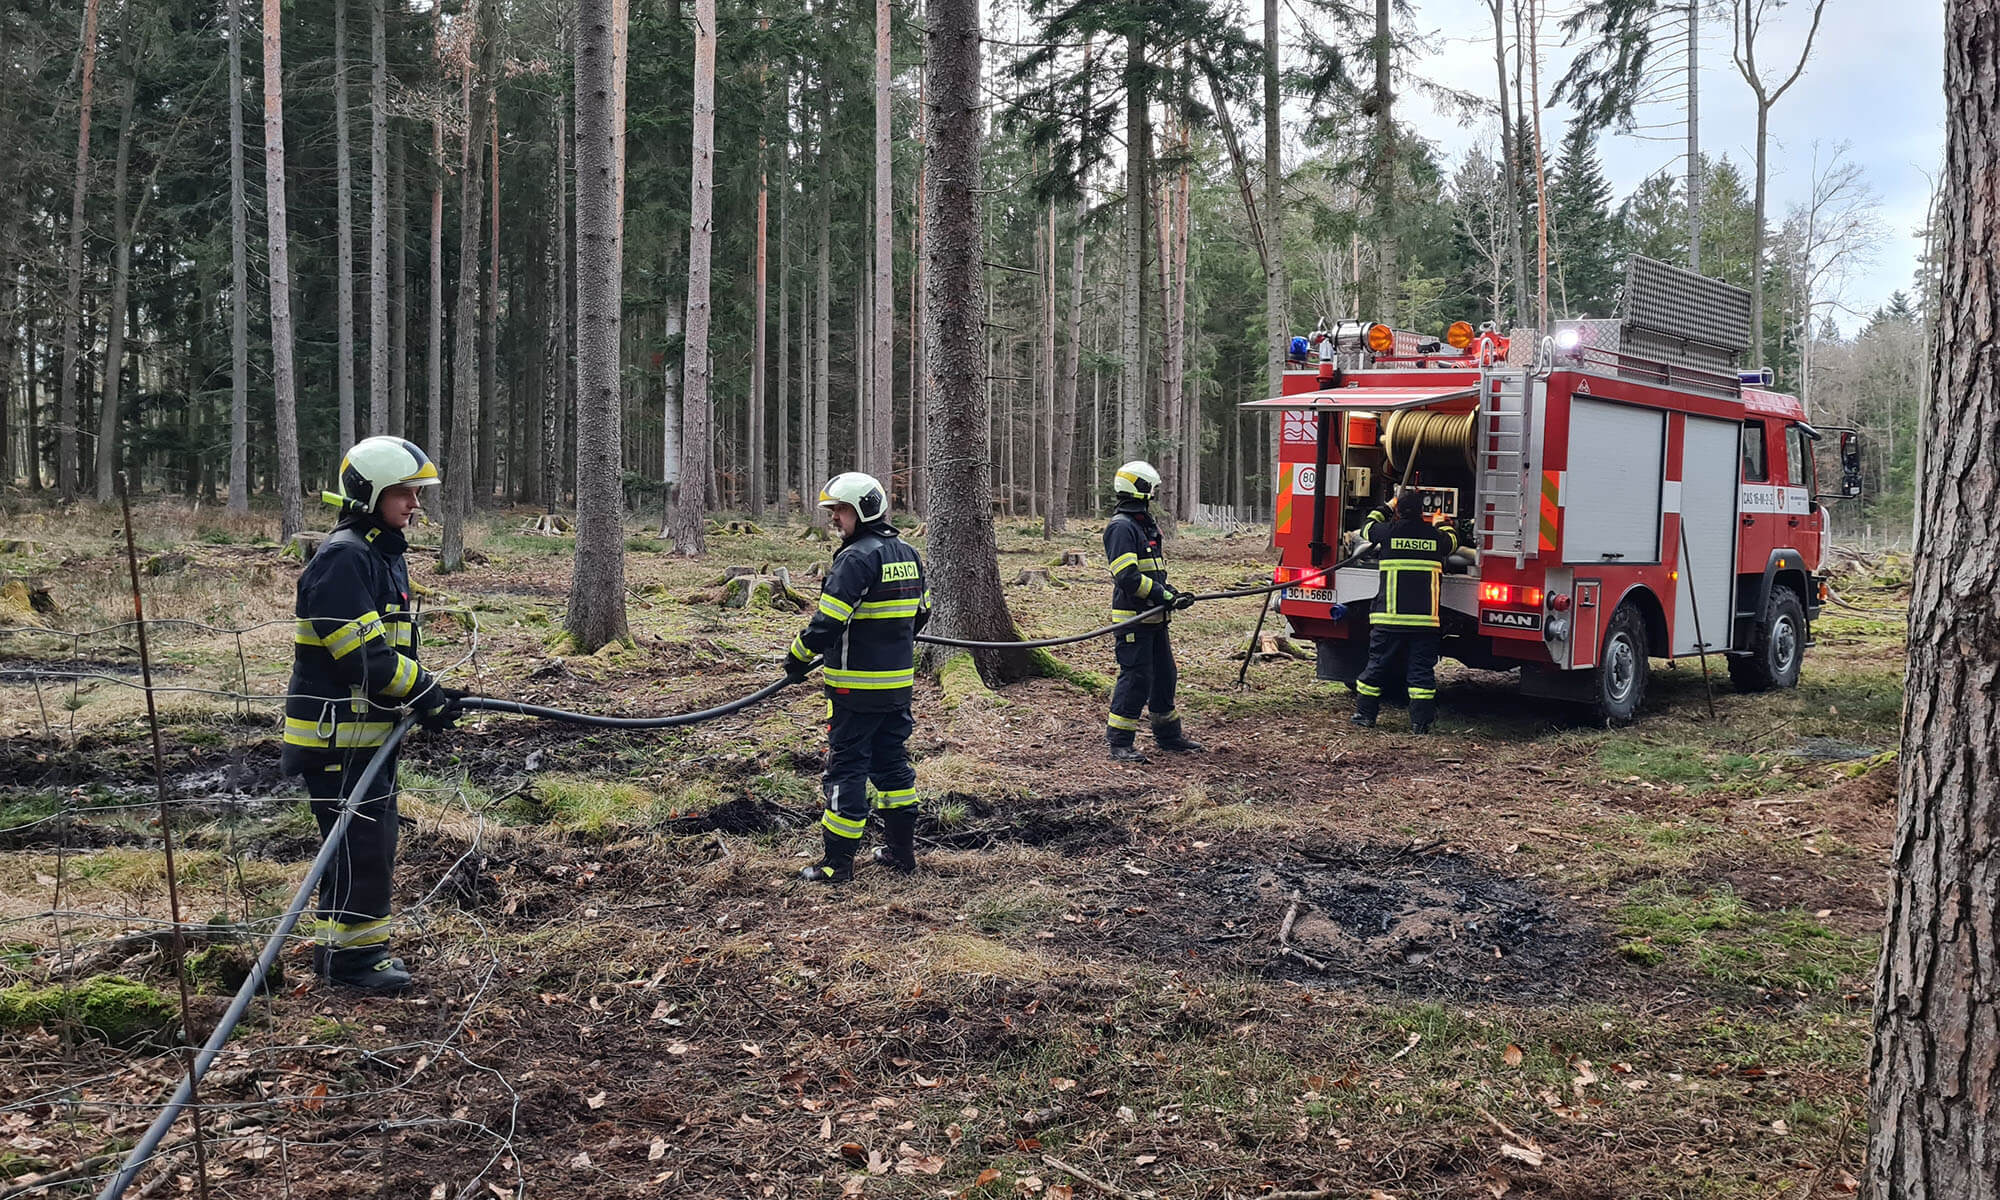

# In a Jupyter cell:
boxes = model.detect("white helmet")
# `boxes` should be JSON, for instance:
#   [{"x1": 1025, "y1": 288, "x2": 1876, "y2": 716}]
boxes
[
  {"x1": 332, "y1": 436, "x2": 441, "y2": 513},
  {"x1": 817, "y1": 471, "x2": 889, "y2": 523},
  {"x1": 1113, "y1": 460, "x2": 1162, "y2": 500}
]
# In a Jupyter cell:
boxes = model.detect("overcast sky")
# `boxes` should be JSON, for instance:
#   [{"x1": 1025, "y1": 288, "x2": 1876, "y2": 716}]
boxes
[{"x1": 1339, "y1": 1, "x2": 1945, "y2": 336}]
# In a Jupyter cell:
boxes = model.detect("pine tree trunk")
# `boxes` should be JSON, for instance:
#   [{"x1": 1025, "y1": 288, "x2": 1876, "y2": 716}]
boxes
[
  {"x1": 1039, "y1": 200, "x2": 1056, "y2": 531},
  {"x1": 1047, "y1": 194, "x2": 1084, "y2": 536},
  {"x1": 800, "y1": 268, "x2": 814, "y2": 513},
  {"x1": 441, "y1": 5, "x2": 493, "y2": 572},
  {"x1": 335, "y1": 0, "x2": 357, "y2": 451},
  {"x1": 665, "y1": 0, "x2": 715, "y2": 556},
  {"x1": 0, "y1": 251, "x2": 13, "y2": 486},
  {"x1": 775, "y1": 94, "x2": 791, "y2": 516},
  {"x1": 57, "y1": 0, "x2": 101, "y2": 501},
  {"x1": 1685, "y1": 0, "x2": 1701, "y2": 273},
  {"x1": 263, "y1": 0, "x2": 304, "y2": 540},
  {"x1": 1751, "y1": 102, "x2": 1768, "y2": 359},
  {"x1": 390, "y1": 133, "x2": 407, "y2": 437},
  {"x1": 368, "y1": 0, "x2": 388, "y2": 434},
  {"x1": 1370, "y1": 0, "x2": 1396, "y2": 317},
  {"x1": 1118, "y1": 32, "x2": 1145, "y2": 461},
  {"x1": 1527, "y1": 0, "x2": 1549, "y2": 327},
  {"x1": 749, "y1": 32, "x2": 768, "y2": 518},
  {"x1": 228, "y1": 0, "x2": 250, "y2": 509},
  {"x1": 1172, "y1": 152, "x2": 1192, "y2": 519},
  {"x1": 1865, "y1": 4, "x2": 2000, "y2": 1191},
  {"x1": 921, "y1": 0, "x2": 1030, "y2": 684},
  {"x1": 427, "y1": 110, "x2": 444, "y2": 461},
  {"x1": 873, "y1": 0, "x2": 895, "y2": 493},
  {"x1": 94, "y1": 68, "x2": 136, "y2": 503},
  {"x1": 909, "y1": 65, "x2": 928, "y2": 515},
  {"x1": 478, "y1": 107, "x2": 500, "y2": 499},
  {"x1": 542, "y1": 88, "x2": 566, "y2": 514},
  {"x1": 812, "y1": 99, "x2": 831, "y2": 526},
  {"x1": 567, "y1": 0, "x2": 630, "y2": 646},
  {"x1": 1263, "y1": 0, "x2": 1286, "y2": 403}
]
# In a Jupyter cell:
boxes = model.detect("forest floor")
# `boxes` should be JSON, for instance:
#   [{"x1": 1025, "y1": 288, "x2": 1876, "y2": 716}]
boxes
[{"x1": 0, "y1": 498, "x2": 1911, "y2": 1199}]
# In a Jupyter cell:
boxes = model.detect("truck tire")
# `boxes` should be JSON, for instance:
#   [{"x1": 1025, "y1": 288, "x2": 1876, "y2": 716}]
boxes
[
  {"x1": 1728, "y1": 585, "x2": 1806, "y2": 693},
  {"x1": 1591, "y1": 602, "x2": 1650, "y2": 726}
]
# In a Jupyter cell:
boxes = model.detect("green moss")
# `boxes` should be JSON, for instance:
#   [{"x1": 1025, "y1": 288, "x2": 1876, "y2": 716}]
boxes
[
  {"x1": 937, "y1": 652, "x2": 990, "y2": 710},
  {"x1": 1026, "y1": 646, "x2": 1109, "y2": 695},
  {"x1": 531, "y1": 774, "x2": 661, "y2": 835},
  {"x1": 0, "y1": 975, "x2": 181, "y2": 1046}
]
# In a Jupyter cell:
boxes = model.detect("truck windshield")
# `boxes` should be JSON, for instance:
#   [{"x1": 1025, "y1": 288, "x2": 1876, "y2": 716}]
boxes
[{"x1": 1742, "y1": 420, "x2": 1768, "y2": 482}]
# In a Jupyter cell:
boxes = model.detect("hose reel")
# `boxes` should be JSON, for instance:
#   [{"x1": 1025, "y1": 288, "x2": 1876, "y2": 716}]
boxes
[{"x1": 1381, "y1": 409, "x2": 1478, "y2": 476}]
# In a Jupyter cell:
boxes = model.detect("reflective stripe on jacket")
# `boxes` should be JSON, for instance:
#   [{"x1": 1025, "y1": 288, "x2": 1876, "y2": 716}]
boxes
[
  {"x1": 282, "y1": 519, "x2": 438, "y2": 769},
  {"x1": 1104, "y1": 502, "x2": 1169, "y2": 624},
  {"x1": 1361, "y1": 509, "x2": 1459, "y2": 629},
  {"x1": 790, "y1": 523, "x2": 930, "y2": 712}
]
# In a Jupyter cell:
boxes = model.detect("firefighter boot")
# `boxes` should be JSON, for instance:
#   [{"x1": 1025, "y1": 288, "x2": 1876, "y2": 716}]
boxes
[
  {"x1": 312, "y1": 946, "x2": 405, "y2": 975},
  {"x1": 801, "y1": 830, "x2": 858, "y2": 884},
  {"x1": 1107, "y1": 731, "x2": 1148, "y2": 764},
  {"x1": 1409, "y1": 699, "x2": 1437, "y2": 735},
  {"x1": 319, "y1": 946, "x2": 414, "y2": 993},
  {"x1": 870, "y1": 807, "x2": 919, "y2": 874},
  {"x1": 1351, "y1": 692, "x2": 1380, "y2": 729},
  {"x1": 1153, "y1": 717, "x2": 1205, "y2": 753}
]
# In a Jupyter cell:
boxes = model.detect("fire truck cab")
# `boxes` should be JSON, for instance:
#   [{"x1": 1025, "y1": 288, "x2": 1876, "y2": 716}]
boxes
[{"x1": 1249, "y1": 257, "x2": 1863, "y2": 724}]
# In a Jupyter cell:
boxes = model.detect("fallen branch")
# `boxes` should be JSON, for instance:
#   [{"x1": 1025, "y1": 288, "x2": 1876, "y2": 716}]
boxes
[
  {"x1": 1040, "y1": 1154, "x2": 1126, "y2": 1196},
  {"x1": 1278, "y1": 889, "x2": 1302, "y2": 947}
]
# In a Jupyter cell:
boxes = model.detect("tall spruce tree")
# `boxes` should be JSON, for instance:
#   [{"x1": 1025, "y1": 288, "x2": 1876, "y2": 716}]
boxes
[{"x1": 1549, "y1": 122, "x2": 1619, "y2": 316}]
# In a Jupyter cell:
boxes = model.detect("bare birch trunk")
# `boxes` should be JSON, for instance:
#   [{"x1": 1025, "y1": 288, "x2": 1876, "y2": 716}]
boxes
[
  {"x1": 368, "y1": 0, "x2": 388, "y2": 434},
  {"x1": 57, "y1": 0, "x2": 101, "y2": 501},
  {"x1": 922, "y1": 0, "x2": 1030, "y2": 684},
  {"x1": 665, "y1": 0, "x2": 715, "y2": 556},
  {"x1": 263, "y1": 0, "x2": 304, "y2": 540},
  {"x1": 1526, "y1": 0, "x2": 1549, "y2": 327},
  {"x1": 228, "y1": 0, "x2": 250, "y2": 509},
  {"x1": 567, "y1": 0, "x2": 630, "y2": 646},
  {"x1": 335, "y1": 0, "x2": 357, "y2": 451},
  {"x1": 1488, "y1": 0, "x2": 1527, "y2": 322}
]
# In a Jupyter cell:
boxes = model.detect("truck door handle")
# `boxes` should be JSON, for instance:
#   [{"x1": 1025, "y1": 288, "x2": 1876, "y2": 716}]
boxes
[
  {"x1": 1788, "y1": 516, "x2": 1800, "y2": 527},
  {"x1": 1741, "y1": 515, "x2": 1754, "y2": 526}
]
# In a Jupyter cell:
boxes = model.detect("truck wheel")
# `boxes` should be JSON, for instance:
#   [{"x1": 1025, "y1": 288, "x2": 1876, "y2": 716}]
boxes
[
  {"x1": 1728, "y1": 586, "x2": 1806, "y2": 693},
  {"x1": 1591, "y1": 602, "x2": 1650, "y2": 726}
]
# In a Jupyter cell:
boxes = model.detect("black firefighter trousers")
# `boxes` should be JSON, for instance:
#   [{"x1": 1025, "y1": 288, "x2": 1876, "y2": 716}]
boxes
[
  {"x1": 1106, "y1": 622, "x2": 1180, "y2": 745},
  {"x1": 820, "y1": 704, "x2": 919, "y2": 843},
  {"x1": 1355, "y1": 627, "x2": 1442, "y2": 725},
  {"x1": 303, "y1": 750, "x2": 401, "y2": 958}
]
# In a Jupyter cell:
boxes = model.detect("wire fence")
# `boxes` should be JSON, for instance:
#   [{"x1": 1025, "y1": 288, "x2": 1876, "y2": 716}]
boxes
[{"x1": 0, "y1": 608, "x2": 531, "y2": 1200}]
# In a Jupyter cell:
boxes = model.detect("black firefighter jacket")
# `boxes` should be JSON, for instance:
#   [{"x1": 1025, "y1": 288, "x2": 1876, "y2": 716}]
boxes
[{"x1": 789, "y1": 522, "x2": 931, "y2": 712}]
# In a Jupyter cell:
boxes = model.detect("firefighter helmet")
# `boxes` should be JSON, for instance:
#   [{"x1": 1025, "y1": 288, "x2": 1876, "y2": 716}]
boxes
[
  {"x1": 1113, "y1": 461, "x2": 1162, "y2": 500},
  {"x1": 335, "y1": 437, "x2": 441, "y2": 513},
  {"x1": 818, "y1": 472, "x2": 889, "y2": 523}
]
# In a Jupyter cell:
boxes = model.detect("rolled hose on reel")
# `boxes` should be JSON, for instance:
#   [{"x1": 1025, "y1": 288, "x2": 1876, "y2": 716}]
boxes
[{"x1": 1381, "y1": 409, "x2": 1478, "y2": 476}]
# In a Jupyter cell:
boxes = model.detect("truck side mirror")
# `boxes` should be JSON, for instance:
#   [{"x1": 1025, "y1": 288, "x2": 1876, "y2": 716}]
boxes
[{"x1": 1839, "y1": 430, "x2": 1864, "y2": 499}]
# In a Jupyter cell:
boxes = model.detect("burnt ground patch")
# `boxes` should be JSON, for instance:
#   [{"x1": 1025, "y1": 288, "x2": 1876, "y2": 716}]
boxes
[
  {"x1": 918, "y1": 789, "x2": 1132, "y2": 855},
  {"x1": 1097, "y1": 840, "x2": 1607, "y2": 1000}
]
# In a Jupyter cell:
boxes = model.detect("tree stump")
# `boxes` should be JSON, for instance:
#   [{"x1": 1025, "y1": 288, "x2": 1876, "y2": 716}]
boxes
[
  {"x1": 804, "y1": 560, "x2": 827, "y2": 579},
  {"x1": 797, "y1": 524, "x2": 831, "y2": 542},
  {"x1": 1060, "y1": 550, "x2": 1087, "y2": 567},
  {"x1": 0, "y1": 540, "x2": 43, "y2": 556},
  {"x1": 523, "y1": 514, "x2": 574, "y2": 536},
  {"x1": 281, "y1": 532, "x2": 325, "y2": 562},
  {"x1": 0, "y1": 577, "x2": 56, "y2": 627},
  {"x1": 721, "y1": 574, "x2": 810, "y2": 611},
  {"x1": 144, "y1": 552, "x2": 191, "y2": 577},
  {"x1": 1011, "y1": 568, "x2": 1055, "y2": 588},
  {"x1": 1233, "y1": 631, "x2": 1314, "y2": 662},
  {"x1": 721, "y1": 565, "x2": 760, "y2": 582}
]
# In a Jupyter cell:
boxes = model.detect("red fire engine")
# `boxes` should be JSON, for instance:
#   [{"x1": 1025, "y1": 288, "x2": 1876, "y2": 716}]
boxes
[{"x1": 1248, "y1": 257, "x2": 1864, "y2": 724}]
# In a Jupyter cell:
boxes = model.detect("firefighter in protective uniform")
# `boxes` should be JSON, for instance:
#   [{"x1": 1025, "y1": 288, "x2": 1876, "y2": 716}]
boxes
[
  {"x1": 786, "y1": 473, "x2": 931, "y2": 883},
  {"x1": 1352, "y1": 488, "x2": 1459, "y2": 734},
  {"x1": 1103, "y1": 461, "x2": 1202, "y2": 763},
  {"x1": 283, "y1": 437, "x2": 464, "y2": 991}
]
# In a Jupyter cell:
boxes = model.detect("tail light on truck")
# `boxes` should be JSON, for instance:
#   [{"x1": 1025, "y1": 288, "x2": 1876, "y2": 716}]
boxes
[{"x1": 1479, "y1": 583, "x2": 1544, "y2": 608}]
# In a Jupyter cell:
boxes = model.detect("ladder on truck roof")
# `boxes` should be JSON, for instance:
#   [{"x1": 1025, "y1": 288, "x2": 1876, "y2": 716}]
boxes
[{"x1": 1478, "y1": 370, "x2": 1536, "y2": 568}]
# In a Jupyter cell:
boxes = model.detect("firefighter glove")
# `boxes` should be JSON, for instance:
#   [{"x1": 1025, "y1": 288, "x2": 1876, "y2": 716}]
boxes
[
  {"x1": 1172, "y1": 590, "x2": 1197, "y2": 611},
  {"x1": 783, "y1": 654, "x2": 814, "y2": 684},
  {"x1": 1153, "y1": 585, "x2": 1183, "y2": 611},
  {"x1": 417, "y1": 686, "x2": 468, "y2": 732}
]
